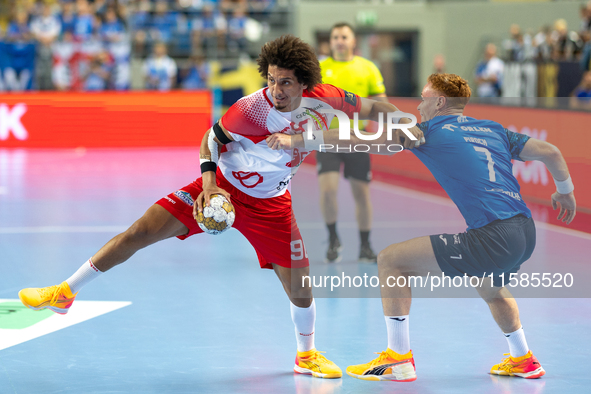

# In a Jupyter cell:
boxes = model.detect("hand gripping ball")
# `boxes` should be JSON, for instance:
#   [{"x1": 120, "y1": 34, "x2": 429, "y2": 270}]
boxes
[{"x1": 195, "y1": 194, "x2": 235, "y2": 235}]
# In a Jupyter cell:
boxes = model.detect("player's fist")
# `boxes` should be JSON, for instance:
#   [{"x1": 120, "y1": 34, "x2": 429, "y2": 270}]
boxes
[
  {"x1": 398, "y1": 125, "x2": 425, "y2": 150},
  {"x1": 266, "y1": 133, "x2": 293, "y2": 150}
]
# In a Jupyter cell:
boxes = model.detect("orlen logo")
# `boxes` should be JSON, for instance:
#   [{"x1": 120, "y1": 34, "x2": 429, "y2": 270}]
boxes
[
  {"x1": 0, "y1": 103, "x2": 28, "y2": 141},
  {"x1": 509, "y1": 125, "x2": 548, "y2": 186}
]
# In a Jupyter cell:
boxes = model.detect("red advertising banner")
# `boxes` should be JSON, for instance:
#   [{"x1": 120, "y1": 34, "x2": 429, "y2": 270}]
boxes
[
  {"x1": 0, "y1": 91, "x2": 212, "y2": 148},
  {"x1": 372, "y1": 98, "x2": 591, "y2": 211}
]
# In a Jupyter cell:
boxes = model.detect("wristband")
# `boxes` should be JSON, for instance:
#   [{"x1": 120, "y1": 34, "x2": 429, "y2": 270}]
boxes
[
  {"x1": 200, "y1": 160, "x2": 217, "y2": 174},
  {"x1": 554, "y1": 175, "x2": 574, "y2": 194}
]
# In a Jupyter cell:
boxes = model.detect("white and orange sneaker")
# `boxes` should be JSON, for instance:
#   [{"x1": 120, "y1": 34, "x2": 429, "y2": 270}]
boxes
[
  {"x1": 346, "y1": 348, "x2": 417, "y2": 381},
  {"x1": 294, "y1": 349, "x2": 342, "y2": 379},
  {"x1": 490, "y1": 351, "x2": 545, "y2": 379},
  {"x1": 18, "y1": 281, "x2": 77, "y2": 315}
]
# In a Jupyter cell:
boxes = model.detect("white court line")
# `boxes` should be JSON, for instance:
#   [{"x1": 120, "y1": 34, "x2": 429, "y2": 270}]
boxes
[
  {"x1": 0, "y1": 300, "x2": 131, "y2": 351},
  {"x1": 1, "y1": 168, "x2": 589, "y2": 241},
  {"x1": 298, "y1": 220, "x2": 466, "y2": 229},
  {"x1": 0, "y1": 221, "x2": 465, "y2": 234},
  {"x1": 298, "y1": 164, "x2": 591, "y2": 241},
  {"x1": 0, "y1": 226, "x2": 128, "y2": 234}
]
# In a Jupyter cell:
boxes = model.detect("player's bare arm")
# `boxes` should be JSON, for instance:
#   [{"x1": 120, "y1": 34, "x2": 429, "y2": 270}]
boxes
[
  {"x1": 194, "y1": 121, "x2": 235, "y2": 215},
  {"x1": 266, "y1": 97, "x2": 424, "y2": 153},
  {"x1": 519, "y1": 138, "x2": 576, "y2": 224},
  {"x1": 358, "y1": 97, "x2": 424, "y2": 149}
]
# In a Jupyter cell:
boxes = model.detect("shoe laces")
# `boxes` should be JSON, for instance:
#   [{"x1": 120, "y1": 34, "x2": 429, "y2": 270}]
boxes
[
  {"x1": 369, "y1": 351, "x2": 391, "y2": 367},
  {"x1": 303, "y1": 350, "x2": 328, "y2": 362},
  {"x1": 38, "y1": 284, "x2": 64, "y2": 306},
  {"x1": 498, "y1": 353, "x2": 515, "y2": 371}
]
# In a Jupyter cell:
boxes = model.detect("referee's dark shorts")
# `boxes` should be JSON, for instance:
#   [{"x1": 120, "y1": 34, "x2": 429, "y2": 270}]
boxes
[
  {"x1": 316, "y1": 151, "x2": 372, "y2": 182},
  {"x1": 430, "y1": 214, "x2": 536, "y2": 287}
]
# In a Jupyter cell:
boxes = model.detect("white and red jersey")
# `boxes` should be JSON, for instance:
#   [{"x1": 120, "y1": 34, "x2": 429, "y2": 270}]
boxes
[{"x1": 219, "y1": 84, "x2": 361, "y2": 199}]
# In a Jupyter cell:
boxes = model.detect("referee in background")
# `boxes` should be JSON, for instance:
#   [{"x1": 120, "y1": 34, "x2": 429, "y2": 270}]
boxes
[{"x1": 317, "y1": 22, "x2": 387, "y2": 263}]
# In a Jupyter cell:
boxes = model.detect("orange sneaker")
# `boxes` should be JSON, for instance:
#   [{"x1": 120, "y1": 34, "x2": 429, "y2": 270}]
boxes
[
  {"x1": 346, "y1": 348, "x2": 417, "y2": 381},
  {"x1": 18, "y1": 281, "x2": 77, "y2": 315},
  {"x1": 490, "y1": 351, "x2": 545, "y2": 379},
  {"x1": 294, "y1": 349, "x2": 342, "y2": 379}
]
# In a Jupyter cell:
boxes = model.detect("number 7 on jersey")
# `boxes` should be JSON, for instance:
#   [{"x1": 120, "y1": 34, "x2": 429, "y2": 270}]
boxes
[{"x1": 473, "y1": 146, "x2": 496, "y2": 182}]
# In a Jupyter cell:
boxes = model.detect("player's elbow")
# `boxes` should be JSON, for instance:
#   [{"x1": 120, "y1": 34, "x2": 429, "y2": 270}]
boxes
[{"x1": 540, "y1": 142, "x2": 562, "y2": 163}]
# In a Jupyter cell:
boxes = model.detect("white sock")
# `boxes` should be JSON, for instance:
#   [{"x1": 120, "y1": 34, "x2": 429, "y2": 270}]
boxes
[
  {"x1": 291, "y1": 300, "x2": 316, "y2": 352},
  {"x1": 504, "y1": 326, "x2": 529, "y2": 358},
  {"x1": 385, "y1": 315, "x2": 410, "y2": 355},
  {"x1": 66, "y1": 258, "x2": 103, "y2": 294}
]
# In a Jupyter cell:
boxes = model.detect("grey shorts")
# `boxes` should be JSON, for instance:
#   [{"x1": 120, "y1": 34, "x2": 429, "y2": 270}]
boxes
[{"x1": 430, "y1": 214, "x2": 536, "y2": 287}]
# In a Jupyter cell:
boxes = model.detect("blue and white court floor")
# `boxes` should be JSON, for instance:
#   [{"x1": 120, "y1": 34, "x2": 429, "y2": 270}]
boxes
[{"x1": 1, "y1": 148, "x2": 590, "y2": 394}]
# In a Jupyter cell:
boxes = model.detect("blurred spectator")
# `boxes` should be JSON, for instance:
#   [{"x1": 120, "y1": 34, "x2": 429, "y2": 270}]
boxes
[
  {"x1": 504, "y1": 24, "x2": 522, "y2": 61},
  {"x1": 101, "y1": 7, "x2": 126, "y2": 43},
  {"x1": 191, "y1": 5, "x2": 227, "y2": 57},
  {"x1": 221, "y1": 0, "x2": 247, "y2": 13},
  {"x1": 143, "y1": 42, "x2": 177, "y2": 90},
  {"x1": 503, "y1": 24, "x2": 533, "y2": 62},
  {"x1": 133, "y1": 29, "x2": 148, "y2": 56},
  {"x1": 317, "y1": 41, "x2": 330, "y2": 62},
  {"x1": 475, "y1": 43, "x2": 504, "y2": 97},
  {"x1": 31, "y1": 5, "x2": 62, "y2": 44},
  {"x1": 570, "y1": 70, "x2": 591, "y2": 110},
  {"x1": 433, "y1": 54, "x2": 445, "y2": 73},
  {"x1": 181, "y1": 54, "x2": 209, "y2": 89},
  {"x1": 7, "y1": 9, "x2": 33, "y2": 42},
  {"x1": 580, "y1": 4, "x2": 591, "y2": 34},
  {"x1": 107, "y1": 25, "x2": 132, "y2": 91},
  {"x1": 249, "y1": 0, "x2": 275, "y2": 13},
  {"x1": 83, "y1": 51, "x2": 112, "y2": 91},
  {"x1": 31, "y1": 3, "x2": 62, "y2": 90},
  {"x1": 52, "y1": 30, "x2": 77, "y2": 90},
  {"x1": 59, "y1": 1, "x2": 77, "y2": 35},
  {"x1": 74, "y1": 0, "x2": 96, "y2": 41},
  {"x1": 581, "y1": 31, "x2": 591, "y2": 71},
  {"x1": 149, "y1": 1, "x2": 177, "y2": 43},
  {"x1": 534, "y1": 25, "x2": 553, "y2": 61},
  {"x1": 551, "y1": 19, "x2": 583, "y2": 60},
  {"x1": 2, "y1": 9, "x2": 36, "y2": 91},
  {"x1": 94, "y1": 0, "x2": 108, "y2": 17},
  {"x1": 227, "y1": 7, "x2": 247, "y2": 54},
  {"x1": 129, "y1": 0, "x2": 151, "y2": 32}
]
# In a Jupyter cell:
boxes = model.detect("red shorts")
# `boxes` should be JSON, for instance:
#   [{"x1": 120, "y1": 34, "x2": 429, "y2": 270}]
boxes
[{"x1": 155, "y1": 170, "x2": 309, "y2": 270}]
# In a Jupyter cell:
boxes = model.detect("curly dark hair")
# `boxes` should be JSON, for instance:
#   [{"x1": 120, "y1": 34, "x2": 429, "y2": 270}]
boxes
[{"x1": 257, "y1": 35, "x2": 323, "y2": 91}]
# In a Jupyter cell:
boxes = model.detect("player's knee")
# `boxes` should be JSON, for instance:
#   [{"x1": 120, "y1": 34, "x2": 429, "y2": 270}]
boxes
[
  {"x1": 377, "y1": 245, "x2": 404, "y2": 271},
  {"x1": 320, "y1": 187, "x2": 338, "y2": 200},
  {"x1": 377, "y1": 249, "x2": 393, "y2": 269},
  {"x1": 476, "y1": 280, "x2": 504, "y2": 302}
]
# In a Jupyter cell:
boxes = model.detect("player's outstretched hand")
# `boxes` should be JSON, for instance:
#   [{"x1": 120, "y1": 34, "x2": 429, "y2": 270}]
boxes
[
  {"x1": 551, "y1": 191, "x2": 576, "y2": 224},
  {"x1": 194, "y1": 186, "x2": 232, "y2": 216},
  {"x1": 266, "y1": 133, "x2": 292, "y2": 150},
  {"x1": 397, "y1": 125, "x2": 425, "y2": 150}
]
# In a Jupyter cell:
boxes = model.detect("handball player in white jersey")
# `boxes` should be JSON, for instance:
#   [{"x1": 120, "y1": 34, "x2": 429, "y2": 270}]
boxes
[{"x1": 18, "y1": 35, "x2": 423, "y2": 378}]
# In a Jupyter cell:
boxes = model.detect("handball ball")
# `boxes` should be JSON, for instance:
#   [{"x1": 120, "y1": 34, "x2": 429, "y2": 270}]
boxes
[{"x1": 195, "y1": 194, "x2": 235, "y2": 235}]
